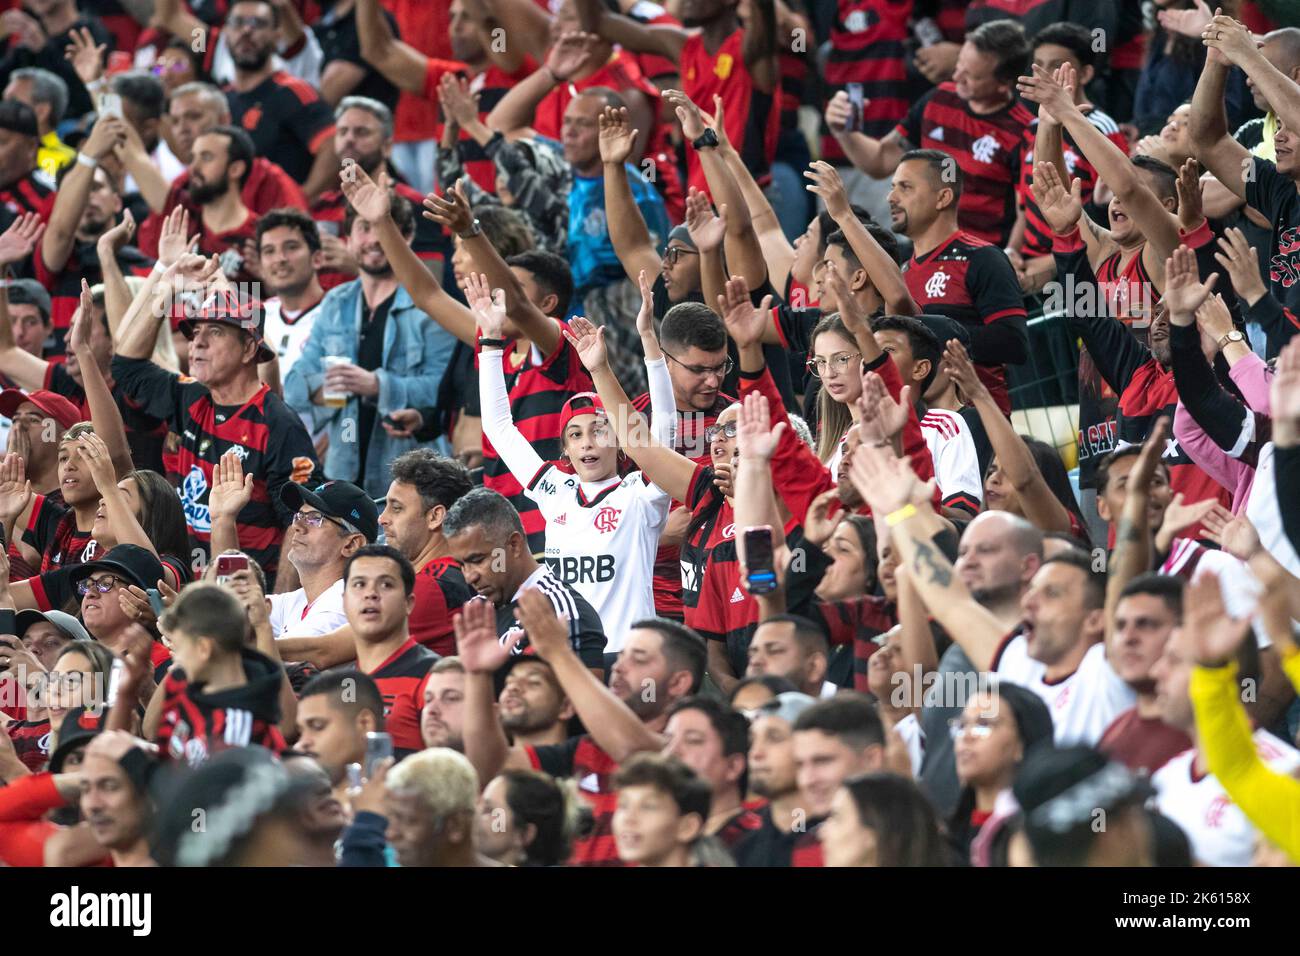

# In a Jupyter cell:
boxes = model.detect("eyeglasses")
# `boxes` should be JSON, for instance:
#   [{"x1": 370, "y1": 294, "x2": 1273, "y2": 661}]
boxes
[
  {"x1": 229, "y1": 15, "x2": 273, "y2": 30},
  {"x1": 664, "y1": 350, "x2": 733, "y2": 379},
  {"x1": 292, "y1": 510, "x2": 360, "y2": 535},
  {"x1": 77, "y1": 574, "x2": 126, "y2": 596},
  {"x1": 151, "y1": 61, "x2": 189, "y2": 76},
  {"x1": 662, "y1": 246, "x2": 699, "y2": 266},
  {"x1": 948, "y1": 716, "x2": 1001, "y2": 741},
  {"x1": 704, "y1": 421, "x2": 738, "y2": 443},
  {"x1": 806, "y1": 352, "x2": 861, "y2": 379}
]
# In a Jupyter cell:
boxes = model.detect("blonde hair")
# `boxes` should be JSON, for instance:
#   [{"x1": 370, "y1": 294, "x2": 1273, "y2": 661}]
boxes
[
  {"x1": 386, "y1": 748, "x2": 479, "y2": 820},
  {"x1": 811, "y1": 314, "x2": 858, "y2": 463}
]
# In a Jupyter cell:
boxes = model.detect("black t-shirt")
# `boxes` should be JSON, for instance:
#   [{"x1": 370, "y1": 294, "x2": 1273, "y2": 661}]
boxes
[
  {"x1": 315, "y1": 5, "x2": 401, "y2": 111},
  {"x1": 1244, "y1": 155, "x2": 1300, "y2": 356},
  {"x1": 45, "y1": 362, "x2": 167, "y2": 475},
  {"x1": 491, "y1": 572, "x2": 607, "y2": 675},
  {"x1": 355, "y1": 292, "x2": 395, "y2": 481},
  {"x1": 224, "y1": 72, "x2": 335, "y2": 182}
]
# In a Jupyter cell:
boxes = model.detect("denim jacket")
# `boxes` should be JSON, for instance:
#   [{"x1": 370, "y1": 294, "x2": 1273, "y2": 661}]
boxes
[{"x1": 284, "y1": 280, "x2": 455, "y2": 496}]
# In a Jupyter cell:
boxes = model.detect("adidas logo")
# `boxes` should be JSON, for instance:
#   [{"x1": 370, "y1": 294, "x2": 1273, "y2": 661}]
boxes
[
  {"x1": 553, "y1": 513, "x2": 567, "y2": 525},
  {"x1": 730, "y1": 587, "x2": 745, "y2": 604}
]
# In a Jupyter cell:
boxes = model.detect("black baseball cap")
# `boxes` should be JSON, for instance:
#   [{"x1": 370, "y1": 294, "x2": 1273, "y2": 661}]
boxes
[
  {"x1": 49, "y1": 707, "x2": 103, "y2": 773},
  {"x1": 177, "y1": 289, "x2": 275, "y2": 364},
  {"x1": 68, "y1": 544, "x2": 165, "y2": 593},
  {"x1": 915, "y1": 313, "x2": 972, "y2": 350},
  {"x1": 281, "y1": 480, "x2": 379, "y2": 542},
  {"x1": 0, "y1": 101, "x2": 38, "y2": 138}
]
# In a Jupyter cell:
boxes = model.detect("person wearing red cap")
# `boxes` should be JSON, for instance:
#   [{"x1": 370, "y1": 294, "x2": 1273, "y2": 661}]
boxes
[{"x1": 472, "y1": 270, "x2": 673, "y2": 658}]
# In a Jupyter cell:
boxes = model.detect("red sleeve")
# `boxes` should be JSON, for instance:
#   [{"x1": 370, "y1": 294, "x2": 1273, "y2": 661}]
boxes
[
  {"x1": 0, "y1": 771, "x2": 64, "y2": 823},
  {"x1": 737, "y1": 367, "x2": 833, "y2": 524},
  {"x1": 421, "y1": 56, "x2": 469, "y2": 103},
  {"x1": 386, "y1": 673, "x2": 431, "y2": 753},
  {"x1": 869, "y1": 352, "x2": 936, "y2": 487},
  {"x1": 407, "y1": 572, "x2": 456, "y2": 657}
]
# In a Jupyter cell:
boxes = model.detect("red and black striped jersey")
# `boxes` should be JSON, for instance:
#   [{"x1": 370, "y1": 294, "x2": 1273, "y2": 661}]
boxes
[
  {"x1": 137, "y1": 207, "x2": 262, "y2": 287},
  {"x1": 1018, "y1": 109, "x2": 1127, "y2": 257},
  {"x1": 358, "y1": 637, "x2": 437, "y2": 754},
  {"x1": 224, "y1": 71, "x2": 337, "y2": 183},
  {"x1": 5, "y1": 717, "x2": 50, "y2": 773},
  {"x1": 732, "y1": 805, "x2": 826, "y2": 866},
  {"x1": 681, "y1": 29, "x2": 781, "y2": 194},
  {"x1": 0, "y1": 170, "x2": 56, "y2": 225},
  {"x1": 155, "y1": 647, "x2": 287, "y2": 767},
  {"x1": 716, "y1": 803, "x2": 765, "y2": 849},
  {"x1": 630, "y1": 390, "x2": 734, "y2": 620},
  {"x1": 527, "y1": 733, "x2": 623, "y2": 866},
  {"x1": 897, "y1": 84, "x2": 1033, "y2": 245},
  {"x1": 409, "y1": 557, "x2": 474, "y2": 657},
  {"x1": 21, "y1": 496, "x2": 94, "y2": 575},
  {"x1": 310, "y1": 179, "x2": 448, "y2": 291},
  {"x1": 477, "y1": 326, "x2": 594, "y2": 555},
  {"x1": 813, "y1": 595, "x2": 896, "y2": 692},
  {"x1": 421, "y1": 57, "x2": 538, "y2": 193},
  {"x1": 824, "y1": 0, "x2": 914, "y2": 145},
  {"x1": 34, "y1": 241, "x2": 154, "y2": 357},
  {"x1": 778, "y1": 46, "x2": 810, "y2": 133},
  {"x1": 44, "y1": 363, "x2": 168, "y2": 475},
  {"x1": 109, "y1": 358, "x2": 324, "y2": 578},
  {"x1": 902, "y1": 230, "x2": 1028, "y2": 414}
]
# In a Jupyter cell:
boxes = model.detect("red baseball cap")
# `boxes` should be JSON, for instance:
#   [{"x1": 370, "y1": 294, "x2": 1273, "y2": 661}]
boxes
[
  {"x1": 177, "y1": 289, "x2": 276, "y2": 364},
  {"x1": 0, "y1": 388, "x2": 83, "y2": 431},
  {"x1": 558, "y1": 392, "x2": 606, "y2": 433}
]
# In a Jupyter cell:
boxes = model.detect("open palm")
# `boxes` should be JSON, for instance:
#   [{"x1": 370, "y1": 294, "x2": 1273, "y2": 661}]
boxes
[
  {"x1": 562, "y1": 316, "x2": 608, "y2": 372},
  {"x1": 339, "y1": 163, "x2": 391, "y2": 222},
  {"x1": 454, "y1": 597, "x2": 513, "y2": 673},
  {"x1": 1030, "y1": 162, "x2": 1082, "y2": 234}
]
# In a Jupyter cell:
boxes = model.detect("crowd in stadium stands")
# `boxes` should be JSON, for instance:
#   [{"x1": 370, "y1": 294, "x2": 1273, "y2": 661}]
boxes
[{"x1": 1, "y1": 0, "x2": 1300, "y2": 870}]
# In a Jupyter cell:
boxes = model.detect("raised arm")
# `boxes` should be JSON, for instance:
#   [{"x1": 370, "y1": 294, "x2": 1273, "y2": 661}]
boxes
[
  {"x1": 480, "y1": 0, "x2": 553, "y2": 66},
  {"x1": 426, "y1": 178, "x2": 562, "y2": 356},
  {"x1": 1031, "y1": 159, "x2": 1115, "y2": 271},
  {"x1": 1206, "y1": 16, "x2": 1300, "y2": 151},
  {"x1": 598, "y1": 107, "x2": 662, "y2": 284},
  {"x1": 572, "y1": 0, "x2": 687, "y2": 62},
  {"x1": 848, "y1": 442, "x2": 1008, "y2": 672},
  {"x1": 824, "y1": 90, "x2": 908, "y2": 180},
  {"x1": 732, "y1": 390, "x2": 789, "y2": 554},
  {"x1": 486, "y1": 32, "x2": 594, "y2": 134},
  {"x1": 0, "y1": 218, "x2": 52, "y2": 391},
  {"x1": 1103, "y1": 418, "x2": 1170, "y2": 640},
  {"x1": 806, "y1": 161, "x2": 918, "y2": 315},
  {"x1": 739, "y1": 0, "x2": 779, "y2": 93},
  {"x1": 354, "y1": 0, "x2": 428, "y2": 95},
  {"x1": 943, "y1": 339, "x2": 1073, "y2": 535},
  {"x1": 68, "y1": 282, "x2": 132, "y2": 479},
  {"x1": 1188, "y1": 44, "x2": 1252, "y2": 201},
  {"x1": 42, "y1": 118, "x2": 123, "y2": 275},
  {"x1": 338, "y1": 163, "x2": 478, "y2": 346},
  {"x1": 153, "y1": 0, "x2": 204, "y2": 43},
  {"x1": 564, "y1": 317, "x2": 698, "y2": 502}
]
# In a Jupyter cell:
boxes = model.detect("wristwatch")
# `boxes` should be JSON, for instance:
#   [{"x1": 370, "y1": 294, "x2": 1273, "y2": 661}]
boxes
[
  {"x1": 691, "y1": 129, "x2": 719, "y2": 151},
  {"x1": 1217, "y1": 330, "x2": 1246, "y2": 351},
  {"x1": 458, "y1": 218, "x2": 482, "y2": 239}
]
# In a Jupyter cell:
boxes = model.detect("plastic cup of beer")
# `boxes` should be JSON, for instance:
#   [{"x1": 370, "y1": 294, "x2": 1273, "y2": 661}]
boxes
[{"x1": 323, "y1": 355, "x2": 349, "y2": 408}]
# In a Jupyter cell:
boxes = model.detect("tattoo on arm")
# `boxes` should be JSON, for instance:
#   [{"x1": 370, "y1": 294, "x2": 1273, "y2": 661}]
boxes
[{"x1": 911, "y1": 541, "x2": 953, "y2": 588}]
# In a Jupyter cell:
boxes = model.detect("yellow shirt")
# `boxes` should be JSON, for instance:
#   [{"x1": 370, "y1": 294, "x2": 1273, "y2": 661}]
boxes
[
  {"x1": 1190, "y1": 653, "x2": 1300, "y2": 863},
  {"x1": 37, "y1": 131, "x2": 76, "y2": 180},
  {"x1": 1250, "y1": 112, "x2": 1278, "y2": 164}
]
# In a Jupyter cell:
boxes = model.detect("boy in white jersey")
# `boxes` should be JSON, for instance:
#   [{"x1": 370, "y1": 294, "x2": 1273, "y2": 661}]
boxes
[{"x1": 471, "y1": 271, "x2": 674, "y2": 654}]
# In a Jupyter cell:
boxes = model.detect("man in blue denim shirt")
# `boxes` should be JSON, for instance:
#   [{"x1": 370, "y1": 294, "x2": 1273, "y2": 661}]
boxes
[{"x1": 285, "y1": 194, "x2": 456, "y2": 497}]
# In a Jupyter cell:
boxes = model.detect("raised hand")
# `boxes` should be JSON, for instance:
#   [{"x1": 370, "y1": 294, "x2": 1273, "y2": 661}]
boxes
[
  {"x1": 0, "y1": 452, "x2": 31, "y2": 524},
  {"x1": 804, "y1": 161, "x2": 850, "y2": 220},
  {"x1": 1154, "y1": 494, "x2": 1226, "y2": 551},
  {"x1": 208, "y1": 450, "x2": 254, "y2": 520},
  {"x1": 421, "y1": 177, "x2": 473, "y2": 234},
  {"x1": 824, "y1": 90, "x2": 855, "y2": 134},
  {"x1": 1200, "y1": 507, "x2": 1263, "y2": 560},
  {"x1": 1016, "y1": 63, "x2": 1078, "y2": 120},
  {"x1": 1163, "y1": 245, "x2": 1219, "y2": 325},
  {"x1": 339, "y1": 161, "x2": 392, "y2": 222},
  {"x1": 546, "y1": 31, "x2": 598, "y2": 82},
  {"x1": 454, "y1": 595, "x2": 514, "y2": 672},
  {"x1": 96, "y1": 208, "x2": 135, "y2": 256},
  {"x1": 1213, "y1": 226, "x2": 1268, "y2": 306},
  {"x1": 598, "y1": 106, "x2": 639, "y2": 166},
  {"x1": 1175, "y1": 157, "x2": 1204, "y2": 231},
  {"x1": 74, "y1": 431, "x2": 117, "y2": 495},
  {"x1": 941, "y1": 339, "x2": 991, "y2": 406},
  {"x1": 1159, "y1": 0, "x2": 1213, "y2": 38},
  {"x1": 1194, "y1": 292, "x2": 1236, "y2": 343},
  {"x1": 0, "y1": 212, "x2": 45, "y2": 267},
  {"x1": 803, "y1": 488, "x2": 841, "y2": 548},
  {"x1": 634, "y1": 269, "x2": 655, "y2": 340},
  {"x1": 156, "y1": 205, "x2": 199, "y2": 268},
  {"x1": 683, "y1": 187, "x2": 726, "y2": 253},
  {"x1": 1184, "y1": 571, "x2": 1253, "y2": 665},
  {"x1": 462, "y1": 272, "x2": 508, "y2": 339},
  {"x1": 562, "y1": 316, "x2": 609, "y2": 372},
  {"x1": 514, "y1": 587, "x2": 571, "y2": 660},
  {"x1": 847, "y1": 437, "x2": 933, "y2": 517},
  {"x1": 81, "y1": 114, "x2": 128, "y2": 162},
  {"x1": 857, "y1": 371, "x2": 910, "y2": 445},
  {"x1": 708, "y1": 94, "x2": 733, "y2": 152},
  {"x1": 1201, "y1": 14, "x2": 1261, "y2": 66},
  {"x1": 1273, "y1": 338, "x2": 1300, "y2": 447},
  {"x1": 69, "y1": 280, "x2": 96, "y2": 356},
  {"x1": 1029, "y1": 161, "x2": 1083, "y2": 235},
  {"x1": 437, "y1": 72, "x2": 482, "y2": 129},
  {"x1": 664, "y1": 89, "x2": 709, "y2": 141},
  {"x1": 736, "y1": 390, "x2": 787, "y2": 462},
  {"x1": 716, "y1": 276, "x2": 768, "y2": 350},
  {"x1": 64, "y1": 25, "x2": 106, "y2": 85}
]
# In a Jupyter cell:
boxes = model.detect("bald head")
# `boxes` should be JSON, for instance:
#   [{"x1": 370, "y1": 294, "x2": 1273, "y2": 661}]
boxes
[
  {"x1": 1264, "y1": 28, "x2": 1300, "y2": 78},
  {"x1": 956, "y1": 511, "x2": 1044, "y2": 609}
]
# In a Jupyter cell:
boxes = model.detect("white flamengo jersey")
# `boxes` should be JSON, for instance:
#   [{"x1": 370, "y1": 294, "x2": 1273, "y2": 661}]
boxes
[
  {"x1": 263, "y1": 296, "x2": 324, "y2": 435},
  {"x1": 1152, "y1": 730, "x2": 1300, "y2": 867},
  {"x1": 919, "y1": 409, "x2": 983, "y2": 513},
  {"x1": 994, "y1": 637, "x2": 1136, "y2": 746},
  {"x1": 480, "y1": 348, "x2": 676, "y2": 653}
]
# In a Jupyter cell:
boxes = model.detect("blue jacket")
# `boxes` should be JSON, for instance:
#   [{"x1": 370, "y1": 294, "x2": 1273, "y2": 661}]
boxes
[{"x1": 284, "y1": 280, "x2": 455, "y2": 497}]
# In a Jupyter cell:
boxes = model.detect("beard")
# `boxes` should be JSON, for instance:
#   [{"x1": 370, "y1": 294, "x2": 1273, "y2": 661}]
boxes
[
  {"x1": 232, "y1": 44, "x2": 273, "y2": 72},
  {"x1": 969, "y1": 579, "x2": 1021, "y2": 608},
  {"x1": 501, "y1": 705, "x2": 559, "y2": 735},
  {"x1": 341, "y1": 147, "x2": 385, "y2": 176},
  {"x1": 189, "y1": 172, "x2": 230, "y2": 205},
  {"x1": 358, "y1": 256, "x2": 393, "y2": 278}
]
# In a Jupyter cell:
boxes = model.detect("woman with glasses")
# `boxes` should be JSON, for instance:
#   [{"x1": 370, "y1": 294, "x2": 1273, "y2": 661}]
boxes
[
  {"x1": 807, "y1": 313, "x2": 867, "y2": 469},
  {"x1": 949, "y1": 680, "x2": 1054, "y2": 863},
  {"x1": 471, "y1": 271, "x2": 675, "y2": 653}
]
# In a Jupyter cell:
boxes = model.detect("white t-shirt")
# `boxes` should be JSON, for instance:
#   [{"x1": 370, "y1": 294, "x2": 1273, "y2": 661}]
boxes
[
  {"x1": 1152, "y1": 730, "x2": 1300, "y2": 867},
  {"x1": 264, "y1": 296, "x2": 325, "y2": 436},
  {"x1": 269, "y1": 578, "x2": 347, "y2": 640},
  {"x1": 894, "y1": 712, "x2": 926, "y2": 778},
  {"x1": 995, "y1": 638, "x2": 1136, "y2": 746},
  {"x1": 920, "y1": 409, "x2": 983, "y2": 512}
]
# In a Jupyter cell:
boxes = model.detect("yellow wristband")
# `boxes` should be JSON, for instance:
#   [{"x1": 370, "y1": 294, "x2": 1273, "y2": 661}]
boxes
[{"x1": 885, "y1": 503, "x2": 917, "y2": 527}]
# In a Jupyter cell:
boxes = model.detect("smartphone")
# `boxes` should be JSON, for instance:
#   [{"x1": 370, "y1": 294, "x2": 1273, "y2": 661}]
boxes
[
  {"x1": 106, "y1": 657, "x2": 125, "y2": 707},
  {"x1": 315, "y1": 219, "x2": 340, "y2": 238},
  {"x1": 346, "y1": 762, "x2": 363, "y2": 793},
  {"x1": 365, "y1": 731, "x2": 393, "y2": 779},
  {"x1": 846, "y1": 84, "x2": 865, "y2": 134},
  {"x1": 743, "y1": 525, "x2": 778, "y2": 595},
  {"x1": 147, "y1": 588, "x2": 165, "y2": 617},
  {"x1": 98, "y1": 91, "x2": 123, "y2": 119},
  {"x1": 215, "y1": 553, "x2": 249, "y2": 585}
]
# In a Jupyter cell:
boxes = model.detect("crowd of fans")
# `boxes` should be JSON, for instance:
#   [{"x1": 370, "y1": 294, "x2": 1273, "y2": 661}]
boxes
[{"x1": 0, "y1": 0, "x2": 1298, "y2": 870}]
